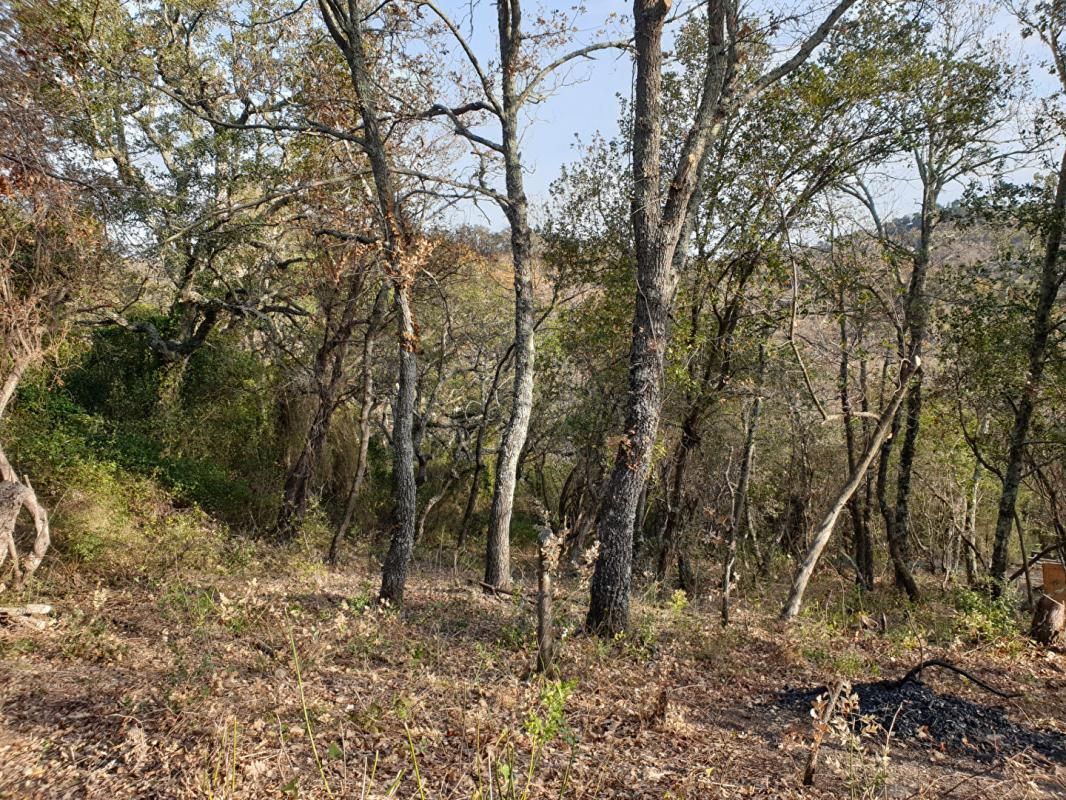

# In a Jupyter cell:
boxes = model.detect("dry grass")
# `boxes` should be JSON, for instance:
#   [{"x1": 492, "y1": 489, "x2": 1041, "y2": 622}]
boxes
[{"x1": 2, "y1": 552, "x2": 1066, "y2": 799}]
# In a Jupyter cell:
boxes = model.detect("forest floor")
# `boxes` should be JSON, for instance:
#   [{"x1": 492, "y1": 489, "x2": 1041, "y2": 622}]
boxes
[{"x1": 2, "y1": 550, "x2": 1066, "y2": 799}]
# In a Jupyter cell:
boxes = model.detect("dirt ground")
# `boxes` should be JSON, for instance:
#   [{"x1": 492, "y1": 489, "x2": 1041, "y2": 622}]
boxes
[{"x1": 2, "y1": 559, "x2": 1066, "y2": 799}]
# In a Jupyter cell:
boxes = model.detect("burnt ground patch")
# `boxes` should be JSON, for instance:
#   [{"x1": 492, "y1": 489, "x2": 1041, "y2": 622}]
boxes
[{"x1": 778, "y1": 678, "x2": 1066, "y2": 764}]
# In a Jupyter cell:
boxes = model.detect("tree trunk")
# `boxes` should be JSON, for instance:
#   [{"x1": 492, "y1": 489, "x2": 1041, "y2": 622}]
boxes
[
  {"x1": 839, "y1": 308, "x2": 873, "y2": 590},
  {"x1": 889, "y1": 375, "x2": 923, "y2": 600},
  {"x1": 316, "y1": 0, "x2": 420, "y2": 606},
  {"x1": 962, "y1": 457, "x2": 982, "y2": 584},
  {"x1": 656, "y1": 419, "x2": 697, "y2": 587},
  {"x1": 722, "y1": 383, "x2": 762, "y2": 625},
  {"x1": 587, "y1": 0, "x2": 855, "y2": 634},
  {"x1": 877, "y1": 399, "x2": 920, "y2": 599},
  {"x1": 277, "y1": 258, "x2": 369, "y2": 541},
  {"x1": 536, "y1": 526, "x2": 557, "y2": 673},
  {"x1": 990, "y1": 149, "x2": 1066, "y2": 591},
  {"x1": 587, "y1": 0, "x2": 730, "y2": 636},
  {"x1": 379, "y1": 290, "x2": 419, "y2": 605},
  {"x1": 0, "y1": 360, "x2": 51, "y2": 587},
  {"x1": 883, "y1": 175, "x2": 937, "y2": 601},
  {"x1": 484, "y1": 2, "x2": 537, "y2": 593},
  {"x1": 782, "y1": 363, "x2": 915, "y2": 619}
]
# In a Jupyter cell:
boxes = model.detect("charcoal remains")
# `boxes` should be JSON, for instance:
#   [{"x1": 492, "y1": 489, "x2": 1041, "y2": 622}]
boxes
[{"x1": 779, "y1": 679, "x2": 1066, "y2": 762}]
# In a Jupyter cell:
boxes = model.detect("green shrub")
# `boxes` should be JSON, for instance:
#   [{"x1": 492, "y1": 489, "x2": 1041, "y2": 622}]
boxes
[{"x1": 953, "y1": 587, "x2": 1020, "y2": 641}]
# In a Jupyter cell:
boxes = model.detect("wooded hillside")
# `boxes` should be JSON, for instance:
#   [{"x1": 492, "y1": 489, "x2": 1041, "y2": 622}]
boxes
[{"x1": 1, "y1": 0, "x2": 1066, "y2": 797}]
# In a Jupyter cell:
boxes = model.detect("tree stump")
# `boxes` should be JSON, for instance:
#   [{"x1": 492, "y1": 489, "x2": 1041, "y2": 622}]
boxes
[{"x1": 1030, "y1": 593, "x2": 1065, "y2": 646}]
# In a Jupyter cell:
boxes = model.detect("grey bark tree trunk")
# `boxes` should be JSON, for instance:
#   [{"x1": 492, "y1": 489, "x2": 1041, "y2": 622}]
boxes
[
  {"x1": 379, "y1": 294, "x2": 419, "y2": 605},
  {"x1": 587, "y1": 0, "x2": 856, "y2": 635},
  {"x1": 317, "y1": 0, "x2": 420, "y2": 606},
  {"x1": 962, "y1": 457, "x2": 982, "y2": 584},
  {"x1": 484, "y1": 0, "x2": 537, "y2": 593},
  {"x1": 587, "y1": 0, "x2": 732, "y2": 635},
  {"x1": 883, "y1": 178, "x2": 937, "y2": 602},
  {"x1": 838, "y1": 302, "x2": 874, "y2": 590},
  {"x1": 722, "y1": 372, "x2": 762, "y2": 625}
]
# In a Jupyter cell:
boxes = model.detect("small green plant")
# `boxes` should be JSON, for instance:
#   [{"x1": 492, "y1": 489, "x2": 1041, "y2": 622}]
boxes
[
  {"x1": 953, "y1": 587, "x2": 1019, "y2": 641},
  {"x1": 525, "y1": 678, "x2": 576, "y2": 750},
  {"x1": 668, "y1": 589, "x2": 689, "y2": 614},
  {"x1": 485, "y1": 679, "x2": 577, "y2": 800}
]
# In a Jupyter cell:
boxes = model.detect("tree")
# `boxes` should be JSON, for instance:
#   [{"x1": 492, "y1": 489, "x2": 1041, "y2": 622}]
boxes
[
  {"x1": 411, "y1": 0, "x2": 626, "y2": 592},
  {"x1": 0, "y1": 3, "x2": 104, "y2": 583},
  {"x1": 986, "y1": 0, "x2": 1066, "y2": 590},
  {"x1": 844, "y1": 2, "x2": 1015, "y2": 599},
  {"x1": 313, "y1": 0, "x2": 424, "y2": 605},
  {"x1": 587, "y1": 0, "x2": 858, "y2": 636}
]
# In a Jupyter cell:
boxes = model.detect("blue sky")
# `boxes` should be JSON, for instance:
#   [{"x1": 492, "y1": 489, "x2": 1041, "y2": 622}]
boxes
[{"x1": 429, "y1": 0, "x2": 632, "y2": 227}]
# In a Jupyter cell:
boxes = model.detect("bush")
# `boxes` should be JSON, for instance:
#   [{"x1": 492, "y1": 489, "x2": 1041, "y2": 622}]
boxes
[{"x1": 953, "y1": 587, "x2": 1020, "y2": 641}]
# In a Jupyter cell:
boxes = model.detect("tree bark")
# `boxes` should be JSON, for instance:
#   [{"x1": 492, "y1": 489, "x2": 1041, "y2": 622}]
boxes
[
  {"x1": 483, "y1": 0, "x2": 537, "y2": 593},
  {"x1": 962, "y1": 456, "x2": 982, "y2": 584},
  {"x1": 587, "y1": 0, "x2": 731, "y2": 636},
  {"x1": 838, "y1": 305, "x2": 874, "y2": 590},
  {"x1": 317, "y1": 0, "x2": 420, "y2": 605},
  {"x1": 884, "y1": 176, "x2": 936, "y2": 602},
  {"x1": 379, "y1": 292, "x2": 419, "y2": 606},
  {"x1": 587, "y1": 0, "x2": 856, "y2": 635}
]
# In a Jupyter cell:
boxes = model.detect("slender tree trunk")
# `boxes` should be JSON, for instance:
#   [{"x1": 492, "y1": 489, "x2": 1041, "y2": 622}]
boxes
[
  {"x1": 587, "y1": 0, "x2": 855, "y2": 634},
  {"x1": 275, "y1": 387, "x2": 333, "y2": 539},
  {"x1": 884, "y1": 177, "x2": 937, "y2": 601},
  {"x1": 587, "y1": 0, "x2": 674, "y2": 635},
  {"x1": 962, "y1": 457, "x2": 982, "y2": 584},
  {"x1": 317, "y1": 0, "x2": 420, "y2": 605},
  {"x1": 483, "y1": 1, "x2": 538, "y2": 592},
  {"x1": 0, "y1": 357, "x2": 50, "y2": 585},
  {"x1": 379, "y1": 290, "x2": 419, "y2": 605},
  {"x1": 587, "y1": 0, "x2": 731, "y2": 635},
  {"x1": 839, "y1": 308, "x2": 873, "y2": 590},
  {"x1": 722, "y1": 380, "x2": 762, "y2": 625},
  {"x1": 782, "y1": 363, "x2": 916, "y2": 619},
  {"x1": 990, "y1": 149, "x2": 1066, "y2": 591},
  {"x1": 276, "y1": 256, "x2": 370, "y2": 540},
  {"x1": 890, "y1": 375, "x2": 923, "y2": 599},
  {"x1": 458, "y1": 347, "x2": 510, "y2": 548},
  {"x1": 656, "y1": 418, "x2": 698, "y2": 586}
]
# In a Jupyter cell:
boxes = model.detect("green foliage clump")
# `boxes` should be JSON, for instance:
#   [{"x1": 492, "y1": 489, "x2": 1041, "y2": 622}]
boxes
[{"x1": 952, "y1": 587, "x2": 1020, "y2": 641}]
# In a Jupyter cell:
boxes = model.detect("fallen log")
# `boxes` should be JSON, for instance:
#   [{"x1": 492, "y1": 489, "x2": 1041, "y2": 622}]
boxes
[{"x1": 0, "y1": 603, "x2": 54, "y2": 630}]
